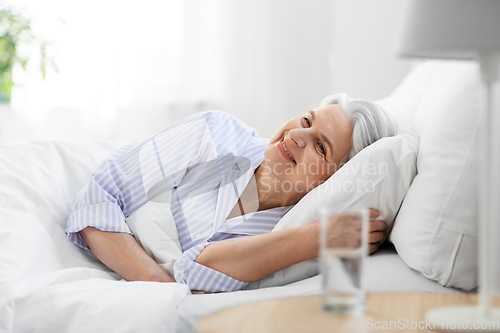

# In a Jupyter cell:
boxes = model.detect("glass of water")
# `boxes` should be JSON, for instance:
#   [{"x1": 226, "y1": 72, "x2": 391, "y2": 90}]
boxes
[{"x1": 319, "y1": 207, "x2": 369, "y2": 314}]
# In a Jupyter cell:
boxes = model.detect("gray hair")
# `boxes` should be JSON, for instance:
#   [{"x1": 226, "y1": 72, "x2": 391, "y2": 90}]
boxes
[{"x1": 320, "y1": 93, "x2": 397, "y2": 160}]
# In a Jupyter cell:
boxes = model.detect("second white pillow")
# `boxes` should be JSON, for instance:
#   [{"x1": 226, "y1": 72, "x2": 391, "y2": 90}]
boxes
[{"x1": 126, "y1": 197, "x2": 183, "y2": 277}]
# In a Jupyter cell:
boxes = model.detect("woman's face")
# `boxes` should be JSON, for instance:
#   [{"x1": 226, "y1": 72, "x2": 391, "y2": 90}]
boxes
[{"x1": 259, "y1": 104, "x2": 353, "y2": 202}]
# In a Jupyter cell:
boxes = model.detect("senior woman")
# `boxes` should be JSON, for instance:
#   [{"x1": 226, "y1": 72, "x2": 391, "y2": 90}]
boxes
[{"x1": 66, "y1": 93, "x2": 397, "y2": 293}]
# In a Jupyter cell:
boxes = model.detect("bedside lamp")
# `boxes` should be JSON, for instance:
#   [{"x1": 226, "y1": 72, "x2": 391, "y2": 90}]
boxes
[{"x1": 397, "y1": 0, "x2": 500, "y2": 331}]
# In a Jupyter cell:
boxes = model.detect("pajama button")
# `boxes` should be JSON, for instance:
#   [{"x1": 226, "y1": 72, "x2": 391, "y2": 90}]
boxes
[{"x1": 196, "y1": 234, "x2": 202, "y2": 239}]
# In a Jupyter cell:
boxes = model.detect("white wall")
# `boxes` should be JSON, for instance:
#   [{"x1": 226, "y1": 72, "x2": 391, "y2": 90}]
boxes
[
  {"x1": 177, "y1": 0, "x2": 334, "y2": 140},
  {"x1": 331, "y1": 0, "x2": 413, "y2": 101},
  {"x1": 0, "y1": 0, "x2": 414, "y2": 143}
]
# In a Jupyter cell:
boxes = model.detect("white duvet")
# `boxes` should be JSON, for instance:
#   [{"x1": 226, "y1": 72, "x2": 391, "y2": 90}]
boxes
[{"x1": 0, "y1": 140, "x2": 458, "y2": 333}]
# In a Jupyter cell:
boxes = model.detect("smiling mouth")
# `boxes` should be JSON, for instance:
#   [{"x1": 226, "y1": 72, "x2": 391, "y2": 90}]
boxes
[{"x1": 281, "y1": 139, "x2": 296, "y2": 164}]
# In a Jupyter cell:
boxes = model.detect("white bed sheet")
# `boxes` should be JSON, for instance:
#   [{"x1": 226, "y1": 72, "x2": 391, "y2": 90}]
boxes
[{"x1": 0, "y1": 140, "x2": 460, "y2": 333}]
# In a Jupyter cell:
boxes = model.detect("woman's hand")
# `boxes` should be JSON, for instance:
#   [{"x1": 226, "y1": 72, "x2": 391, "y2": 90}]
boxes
[
  {"x1": 368, "y1": 208, "x2": 388, "y2": 254},
  {"x1": 322, "y1": 208, "x2": 387, "y2": 254}
]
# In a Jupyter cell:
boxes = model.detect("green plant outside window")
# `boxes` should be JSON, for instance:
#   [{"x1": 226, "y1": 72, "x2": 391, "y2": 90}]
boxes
[{"x1": 0, "y1": 5, "x2": 55, "y2": 102}]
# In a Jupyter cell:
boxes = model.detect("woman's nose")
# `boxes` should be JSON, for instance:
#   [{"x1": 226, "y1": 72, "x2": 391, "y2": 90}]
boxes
[{"x1": 288, "y1": 129, "x2": 306, "y2": 148}]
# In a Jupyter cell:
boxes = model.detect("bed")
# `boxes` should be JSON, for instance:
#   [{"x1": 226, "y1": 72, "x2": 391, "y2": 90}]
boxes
[{"x1": 0, "y1": 60, "x2": 480, "y2": 332}]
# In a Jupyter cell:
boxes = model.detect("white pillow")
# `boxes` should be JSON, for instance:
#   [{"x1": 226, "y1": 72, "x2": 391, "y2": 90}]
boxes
[
  {"x1": 244, "y1": 130, "x2": 419, "y2": 290},
  {"x1": 389, "y1": 61, "x2": 481, "y2": 291},
  {"x1": 125, "y1": 199, "x2": 182, "y2": 277},
  {"x1": 388, "y1": 60, "x2": 447, "y2": 137}
]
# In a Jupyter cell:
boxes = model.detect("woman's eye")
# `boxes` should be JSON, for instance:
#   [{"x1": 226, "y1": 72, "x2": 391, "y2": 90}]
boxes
[
  {"x1": 318, "y1": 143, "x2": 326, "y2": 155},
  {"x1": 303, "y1": 117, "x2": 311, "y2": 127}
]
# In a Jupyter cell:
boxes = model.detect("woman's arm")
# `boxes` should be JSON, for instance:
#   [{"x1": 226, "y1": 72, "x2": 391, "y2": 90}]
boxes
[
  {"x1": 195, "y1": 222, "x2": 319, "y2": 282},
  {"x1": 81, "y1": 223, "x2": 317, "y2": 285},
  {"x1": 80, "y1": 227, "x2": 175, "y2": 283},
  {"x1": 81, "y1": 209, "x2": 385, "y2": 285},
  {"x1": 194, "y1": 209, "x2": 386, "y2": 283}
]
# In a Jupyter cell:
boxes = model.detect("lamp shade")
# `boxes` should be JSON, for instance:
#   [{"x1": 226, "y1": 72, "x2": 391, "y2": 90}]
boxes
[{"x1": 398, "y1": 0, "x2": 500, "y2": 59}]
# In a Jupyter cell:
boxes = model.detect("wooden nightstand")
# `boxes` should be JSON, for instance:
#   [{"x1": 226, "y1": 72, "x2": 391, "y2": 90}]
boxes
[{"x1": 197, "y1": 293, "x2": 482, "y2": 333}]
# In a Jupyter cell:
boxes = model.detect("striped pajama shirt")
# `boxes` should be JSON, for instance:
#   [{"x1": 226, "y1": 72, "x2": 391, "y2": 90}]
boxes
[{"x1": 66, "y1": 111, "x2": 291, "y2": 292}]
